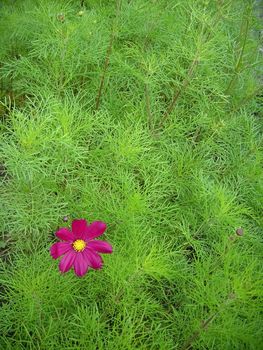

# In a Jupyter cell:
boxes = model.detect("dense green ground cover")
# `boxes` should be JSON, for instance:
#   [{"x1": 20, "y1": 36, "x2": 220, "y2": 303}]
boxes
[{"x1": 0, "y1": 0, "x2": 262, "y2": 349}]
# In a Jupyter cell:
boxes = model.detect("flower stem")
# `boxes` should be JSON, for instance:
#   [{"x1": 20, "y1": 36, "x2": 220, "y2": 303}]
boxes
[
  {"x1": 158, "y1": 56, "x2": 199, "y2": 130},
  {"x1": 145, "y1": 83, "x2": 153, "y2": 132},
  {"x1": 95, "y1": 0, "x2": 122, "y2": 111},
  {"x1": 225, "y1": 8, "x2": 250, "y2": 96}
]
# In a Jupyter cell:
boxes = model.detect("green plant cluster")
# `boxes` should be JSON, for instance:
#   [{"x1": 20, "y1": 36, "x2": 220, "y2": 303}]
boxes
[{"x1": 0, "y1": 0, "x2": 262, "y2": 349}]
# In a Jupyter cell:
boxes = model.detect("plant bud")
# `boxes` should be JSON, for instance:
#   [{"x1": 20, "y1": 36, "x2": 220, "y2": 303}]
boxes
[
  {"x1": 236, "y1": 228, "x2": 244, "y2": 236},
  {"x1": 57, "y1": 13, "x2": 65, "y2": 22}
]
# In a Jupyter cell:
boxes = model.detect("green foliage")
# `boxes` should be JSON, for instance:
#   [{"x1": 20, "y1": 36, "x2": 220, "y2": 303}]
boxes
[{"x1": 0, "y1": 0, "x2": 262, "y2": 349}]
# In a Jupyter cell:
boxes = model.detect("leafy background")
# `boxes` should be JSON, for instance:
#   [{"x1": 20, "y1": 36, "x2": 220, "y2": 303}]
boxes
[{"x1": 0, "y1": 0, "x2": 262, "y2": 349}]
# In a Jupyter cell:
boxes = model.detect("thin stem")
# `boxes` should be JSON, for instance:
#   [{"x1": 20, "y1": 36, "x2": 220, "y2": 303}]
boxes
[
  {"x1": 145, "y1": 83, "x2": 153, "y2": 131},
  {"x1": 181, "y1": 312, "x2": 218, "y2": 350},
  {"x1": 95, "y1": 32, "x2": 115, "y2": 111},
  {"x1": 158, "y1": 56, "x2": 199, "y2": 130},
  {"x1": 225, "y1": 9, "x2": 249, "y2": 96},
  {"x1": 180, "y1": 291, "x2": 236, "y2": 350},
  {"x1": 95, "y1": 0, "x2": 122, "y2": 111},
  {"x1": 156, "y1": 7, "x2": 224, "y2": 131}
]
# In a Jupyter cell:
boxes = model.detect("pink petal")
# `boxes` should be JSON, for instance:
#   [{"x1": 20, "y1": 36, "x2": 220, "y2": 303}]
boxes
[
  {"x1": 50, "y1": 242, "x2": 72, "y2": 259},
  {"x1": 73, "y1": 252, "x2": 89, "y2": 277},
  {"x1": 59, "y1": 251, "x2": 76, "y2": 273},
  {"x1": 86, "y1": 221, "x2": 107, "y2": 240},
  {"x1": 88, "y1": 240, "x2": 113, "y2": 254},
  {"x1": 72, "y1": 219, "x2": 89, "y2": 239},
  {"x1": 55, "y1": 227, "x2": 74, "y2": 241},
  {"x1": 84, "y1": 248, "x2": 103, "y2": 269}
]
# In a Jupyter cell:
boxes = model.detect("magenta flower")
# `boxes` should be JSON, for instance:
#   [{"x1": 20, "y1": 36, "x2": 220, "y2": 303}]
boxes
[{"x1": 50, "y1": 219, "x2": 112, "y2": 277}]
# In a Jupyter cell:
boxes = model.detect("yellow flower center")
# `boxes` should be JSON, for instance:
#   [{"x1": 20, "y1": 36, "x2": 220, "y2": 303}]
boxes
[{"x1": 72, "y1": 239, "x2": 86, "y2": 252}]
